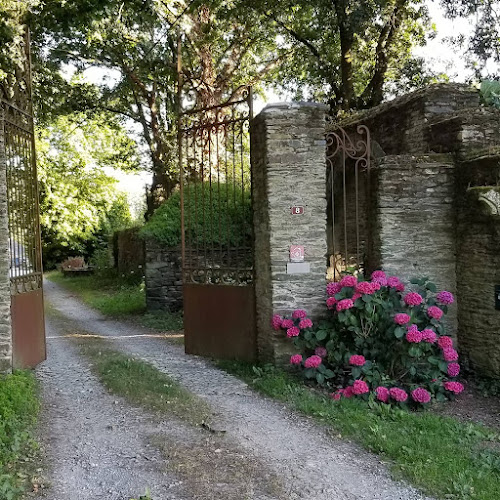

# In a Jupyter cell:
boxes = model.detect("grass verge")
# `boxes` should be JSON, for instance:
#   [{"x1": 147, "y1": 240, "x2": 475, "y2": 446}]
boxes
[
  {"x1": 45, "y1": 270, "x2": 146, "y2": 316},
  {"x1": 0, "y1": 371, "x2": 40, "y2": 500},
  {"x1": 77, "y1": 339, "x2": 210, "y2": 425},
  {"x1": 45, "y1": 271, "x2": 184, "y2": 340},
  {"x1": 217, "y1": 361, "x2": 500, "y2": 500}
]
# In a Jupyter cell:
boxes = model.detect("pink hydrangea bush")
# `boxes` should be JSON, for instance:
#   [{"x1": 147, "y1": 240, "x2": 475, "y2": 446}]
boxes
[{"x1": 276, "y1": 272, "x2": 463, "y2": 407}]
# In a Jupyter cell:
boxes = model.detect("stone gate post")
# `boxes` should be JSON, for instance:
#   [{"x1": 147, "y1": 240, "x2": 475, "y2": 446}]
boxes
[{"x1": 251, "y1": 103, "x2": 328, "y2": 364}]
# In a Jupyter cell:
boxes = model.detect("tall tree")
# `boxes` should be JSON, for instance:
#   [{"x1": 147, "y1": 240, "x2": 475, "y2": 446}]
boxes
[
  {"x1": 31, "y1": 0, "x2": 282, "y2": 214},
  {"x1": 440, "y1": 0, "x2": 500, "y2": 79},
  {"x1": 250, "y1": 0, "x2": 431, "y2": 112}
]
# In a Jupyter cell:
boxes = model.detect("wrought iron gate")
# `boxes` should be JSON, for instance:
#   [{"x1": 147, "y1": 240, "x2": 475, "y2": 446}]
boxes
[
  {"x1": 179, "y1": 89, "x2": 256, "y2": 360},
  {"x1": 326, "y1": 125, "x2": 371, "y2": 281}
]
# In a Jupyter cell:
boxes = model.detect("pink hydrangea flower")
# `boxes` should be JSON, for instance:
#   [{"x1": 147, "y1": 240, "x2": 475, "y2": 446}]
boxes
[
  {"x1": 443, "y1": 381, "x2": 464, "y2": 394},
  {"x1": 436, "y1": 291, "x2": 454, "y2": 305},
  {"x1": 377, "y1": 278, "x2": 388, "y2": 286},
  {"x1": 421, "y1": 329, "x2": 437, "y2": 343},
  {"x1": 427, "y1": 306, "x2": 443, "y2": 320},
  {"x1": 352, "y1": 380, "x2": 370, "y2": 395},
  {"x1": 315, "y1": 347, "x2": 327, "y2": 358},
  {"x1": 387, "y1": 276, "x2": 401, "y2": 288},
  {"x1": 438, "y1": 336, "x2": 453, "y2": 349},
  {"x1": 327, "y1": 282, "x2": 342, "y2": 296},
  {"x1": 394, "y1": 313, "x2": 411, "y2": 325},
  {"x1": 371, "y1": 270, "x2": 386, "y2": 280},
  {"x1": 336, "y1": 299, "x2": 354, "y2": 312},
  {"x1": 292, "y1": 309, "x2": 307, "y2": 319},
  {"x1": 355, "y1": 281, "x2": 376, "y2": 294},
  {"x1": 406, "y1": 325, "x2": 423, "y2": 343},
  {"x1": 326, "y1": 297, "x2": 337, "y2": 309},
  {"x1": 281, "y1": 319, "x2": 293, "y2": 329},
  {"x1": 375, "y1": 386, "x2": 390, "y2": 403},
  {"x1": 389, "y1": 387, "x2": 408, "y2": 402},
  {"x1": 404, "y1": 292, "x2": 423, "y2": 306},
  {"x1": 443, "y1": 347, "x2": 459, "y2": 362},
  {"x1": 411, "y1": 388, "x2": 431, "y2": 404},
  {"x1": 447, "y1": 363, "x2": 460, "y2": 377},
  {"x1": 271, "y1": 314, "x2": 283, "y2": 331},
  {"x1": 299, "y1": 318, "x2": 313, "y2": 329},
  {"x1": 304, "y1": 355, "x2": 322, "y2": 369},
  {"x1": 330, "y1": 391, "x2": 342, "y2": 401},
  {"x1": 286, "y1": 327, "x2": 300, "y2": 338},
  {"x1": 343, "y1": 386, "x2": 354, "y2": 399},
  {"x1": 387, "y1": 276, "x2": 405, "y2": 292},
  {"x1": 290, "y1": 354, "x2": 302, "y2": 365},
  {"x1": 349, "y1": 355, "x2": 366, "y2": 366},
  {"x1": 352, "y1": 293, "x2": 362, "y2": 301},
  {"x1": 339, "y1": 275, "x2": 357, "y2": 288},
  {"x1": 371, "y1": 281, "x2": 381, "y2": 291}
]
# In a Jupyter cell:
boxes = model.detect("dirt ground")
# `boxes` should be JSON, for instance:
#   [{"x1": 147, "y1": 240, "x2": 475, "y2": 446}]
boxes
[{"x1": 35, "y1": 279, "x2": 433, "y2": 500}]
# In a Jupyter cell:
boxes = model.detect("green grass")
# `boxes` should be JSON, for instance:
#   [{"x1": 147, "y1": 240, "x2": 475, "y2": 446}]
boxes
[
  {"x1": 0, "y1": 371, "x2": 40, "y2": 500},
  {"x1": 140, "y1": 311, "x2": 183, "y2": 333},
  {"x1": 217, "y1": 361, "x2": 500, "y2": 500},
  {"x1": 79, "y1": 341, "x2": 210, "y2": 425},
  {"x1": 46, "y1": 270, "x2": 146, "y2": 316}
]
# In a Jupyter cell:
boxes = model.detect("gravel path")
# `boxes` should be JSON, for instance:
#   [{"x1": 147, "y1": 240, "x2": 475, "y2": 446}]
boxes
[{"x1": 39, "y1": 279, "x2": 432, "y2": 500}]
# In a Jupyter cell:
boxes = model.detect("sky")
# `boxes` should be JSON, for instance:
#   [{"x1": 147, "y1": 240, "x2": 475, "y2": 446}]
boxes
[{"x1": 81, "y1": 1, "x2": 484, "y2": 207}]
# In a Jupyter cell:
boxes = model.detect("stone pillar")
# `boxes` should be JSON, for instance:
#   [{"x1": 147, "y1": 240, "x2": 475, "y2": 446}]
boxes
[
  {"x1": 370, "y1": 154, "x2": 458, "y2": 338},
  {"x1": 0, "y1": 108, "x2": 12, "y2": 373},
  {"x1": 144, "y1": 239, "x2": 183, "y2": 312},
  {"x1": 251, "y1": 103, "x2": 328, "y2": 364}
]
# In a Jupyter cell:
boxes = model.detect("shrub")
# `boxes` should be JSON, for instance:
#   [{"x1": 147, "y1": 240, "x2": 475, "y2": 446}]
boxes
[
  {"x1": 274, "y1": 271, "x2": 462, "y2": 408},
  {"x1": 140, "y1": 183, "x2": 251, "y2": 248}
]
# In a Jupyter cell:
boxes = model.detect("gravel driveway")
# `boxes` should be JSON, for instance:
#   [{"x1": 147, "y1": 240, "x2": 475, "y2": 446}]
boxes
[{"x1": 37, "y1": 279, "x2": 432, "y2": 500}]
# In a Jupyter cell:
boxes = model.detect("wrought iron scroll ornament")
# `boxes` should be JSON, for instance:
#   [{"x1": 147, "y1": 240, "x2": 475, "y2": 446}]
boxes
[{"x1": 325, "y1": 124, "x2": 371, "y2": 281}]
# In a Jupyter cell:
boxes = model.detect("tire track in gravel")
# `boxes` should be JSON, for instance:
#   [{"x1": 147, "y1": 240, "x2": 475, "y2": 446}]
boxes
[{"x1": 43, "y1": 279, "x2": 433, "y2": 500}]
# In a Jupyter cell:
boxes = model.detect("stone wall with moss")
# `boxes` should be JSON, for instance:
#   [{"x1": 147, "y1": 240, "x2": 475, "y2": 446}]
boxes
[
  {"x1": 334, "y1": 83, "x2": 500, "y2": 377},
  {"x1": 456, "y1": 158, "x2": 500, "y2": 376}
]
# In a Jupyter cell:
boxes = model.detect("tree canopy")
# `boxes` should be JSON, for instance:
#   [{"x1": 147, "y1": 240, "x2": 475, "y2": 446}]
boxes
[{"x1": 37, "y1": 113, "x2": 137, "y2": 268}]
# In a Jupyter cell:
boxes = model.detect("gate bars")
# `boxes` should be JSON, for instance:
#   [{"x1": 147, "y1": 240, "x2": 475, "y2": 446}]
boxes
[
  {"x1": 326, "y1": 125, "x2": 371, "y2": 280},
  {"x1": 2, "y1": 100, "x2": 43, "y2": 294},
  {"x1": 178, "y1": 89, "x2": 254, "y2": 286}
]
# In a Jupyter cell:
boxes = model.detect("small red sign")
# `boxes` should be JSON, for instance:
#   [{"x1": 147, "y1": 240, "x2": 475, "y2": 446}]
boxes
[
  {"x1": 290, "y1": 245, "x2": 305, "y2": 263},
  {"x1": 291, "y1": 206, "x2": 304, "y2": 215}
]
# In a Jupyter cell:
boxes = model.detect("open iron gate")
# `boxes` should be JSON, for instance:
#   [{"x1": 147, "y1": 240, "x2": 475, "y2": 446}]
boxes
[
  {"x1": 326, "y1": 125, "x2": 371, "y2": 280},
  {"x1": 179, "y1": 89, "x2": 256, "y2": 360},
  {"x1": 1, "y1": 100, "x2": 46, "y2": 368}
]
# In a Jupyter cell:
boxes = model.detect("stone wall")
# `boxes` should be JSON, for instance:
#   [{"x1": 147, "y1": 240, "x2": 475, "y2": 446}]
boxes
[
  {"x1": 335, "y1": 84, "x2": 479, "y2": 156},
  {"x1": 115, "y1": 227, "x2": 145, "y2": 274},
  {"x1": 0, "y1": 108, "x2": 12, "y2": 373},
  {"x1": 251, "y1": 103, "x2": 328, "y2": 364},
  {"x1": 370, "y1": 154, "x2": 458, "y2": 337},
  {"x1": 456, "y1": 157, "x2": 500, "y2": 375},
  {"x1": 145, "y1": 240, "x2": 183, "y2": 312}
]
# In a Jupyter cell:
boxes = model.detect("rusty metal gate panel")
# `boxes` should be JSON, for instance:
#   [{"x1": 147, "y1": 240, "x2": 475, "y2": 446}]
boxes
[
  {"x1": 2, "y1": 100, "x2": 46, "y2": 368},
  {"x1": 179, "y1": 89, "x2": 256, "y2": 361},
  {"x1": 326, "y1": 125, "x2": 371, "y2": 281}
]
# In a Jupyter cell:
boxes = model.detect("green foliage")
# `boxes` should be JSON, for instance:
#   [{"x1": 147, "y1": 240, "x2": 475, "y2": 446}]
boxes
[
  {"x1": 480, "y1": 80, "x2": 500, "y2": 109},
  {"x1": 141, "y1": 311, "x2": 183, "y2": 333},
  {"x1": 441, "y1": 1, "x2": 500, "y2": 79},
  {"x1": 218, "y1": 360, "x2": 500, "y2": 500},
  {"x1": 0, "y1": 371, "x2": 39, "y2": 500},
  {"x1": 37, "y1": 113, "x2": 137, "y2": 269},
  {"x1": 141, "y1": 183, "x2": 252, "y2": 248}
]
